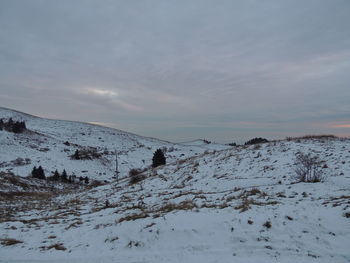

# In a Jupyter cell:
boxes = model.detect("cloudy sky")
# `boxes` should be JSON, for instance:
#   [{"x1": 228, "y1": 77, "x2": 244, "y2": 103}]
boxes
[{"x1": 0, "y1": 0, "x2": 349, "y2": 143}]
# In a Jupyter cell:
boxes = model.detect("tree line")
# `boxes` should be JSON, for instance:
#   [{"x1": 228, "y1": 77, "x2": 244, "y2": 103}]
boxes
[
  {"x1": 31, "y1": 166, "x2": 89, "y2": 184},
  {"x1": 0, "y1": 118, "x2": 26, "y2": 133}
]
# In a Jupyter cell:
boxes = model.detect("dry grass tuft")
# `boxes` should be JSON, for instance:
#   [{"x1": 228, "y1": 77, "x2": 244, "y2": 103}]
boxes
[
  {"x1": 235, "y1": 197, "x2": 278, "y2": 212},
  {"x1": 44, "y1": 243, "x2": 66, "y2": 251},
  {"x1": 118, "y1": 213, "x2": 149, "y2": 223},
  {"x1": 0, "y1": 191, "x2": 52, "y2": 201},
  {"x1": 0, "y1": 238, "x2": 23, "y2": 246},
  {"x1": 159, "y1": 200, "x2": 197, "y2": 213},
  {"x1": 235, "y1": 198, "x2": 254, "y2": 212},
  {"x1": 238, "y1": 188, "x2": 267, "y2": 199}
]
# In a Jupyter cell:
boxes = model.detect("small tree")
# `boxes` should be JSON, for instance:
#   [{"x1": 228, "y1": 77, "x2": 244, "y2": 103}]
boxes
[
  {"x1": 84, "y1": 176, "x2": 89, "y2": 184},
  {"x1": 8, "y1": 118, "x2": 13, "y2": 126},
  {"x1": 61, "y1": 169, "x2": 68, "y2": 182},
  {"x1": 73, "y1": 150, "x2": 80, "y2": 160},
  {"x1": 31, "y1": 166, "x2": 38, "y2": 178},
  {"x1": 36, "y1": 166, "x2": 45, "y2": 180},
  {"x1": 152, "y1": 149, "x2": 166, "y2": 168},
  {"x1": 12, "y1": 121, "x2": 25, "y2": 133},
  {"x1": 53, "y1": 170, "x2": 60, "y2": 181}
]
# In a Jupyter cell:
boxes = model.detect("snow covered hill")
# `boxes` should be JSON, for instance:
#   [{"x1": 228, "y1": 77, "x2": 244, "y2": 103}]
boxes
[
  {"x1": 1, "y1": 118, "x2": 349, "y2": 263},
  {"x1": 0, "y1": 107, "x2": 228, "y2": 182}
]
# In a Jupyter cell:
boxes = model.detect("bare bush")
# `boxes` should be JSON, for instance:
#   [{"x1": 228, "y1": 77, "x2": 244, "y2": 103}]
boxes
[
  {"x1": 129, "y1": 168, "x2": 145, "y2": 185},
  {"x1": 294, "y1": 153, "x2": 323, "y2": 183}
]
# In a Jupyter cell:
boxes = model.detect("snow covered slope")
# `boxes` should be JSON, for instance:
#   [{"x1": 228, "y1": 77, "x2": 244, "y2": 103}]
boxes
[
  {"x1": 1, "y1": 134, "x2": 349, "y2": 262},
  {"x1": 0, "y1": 107, "x2": 228, "y2": 181}
]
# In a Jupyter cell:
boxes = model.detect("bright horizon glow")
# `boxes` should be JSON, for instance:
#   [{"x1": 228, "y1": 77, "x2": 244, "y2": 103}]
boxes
[{"x1": 331, "y1": 124, "x2": 350, "y2": 128}]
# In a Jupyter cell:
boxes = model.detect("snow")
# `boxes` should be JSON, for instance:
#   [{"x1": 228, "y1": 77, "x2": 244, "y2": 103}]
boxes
[
  {"x1": 0, "y1": 106, "x2": 228, "y2": 181},
  {"x1": 1, "y1": 107, "x2": 350, "y2": 262}
]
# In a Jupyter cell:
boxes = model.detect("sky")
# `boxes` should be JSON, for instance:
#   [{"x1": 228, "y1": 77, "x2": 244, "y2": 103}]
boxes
[{"x1": 0, "y1": 0, "x2": 349, "y2": 143}]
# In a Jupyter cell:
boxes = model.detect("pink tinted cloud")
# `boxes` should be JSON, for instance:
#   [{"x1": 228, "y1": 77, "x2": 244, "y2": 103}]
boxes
[{"x1": 330, "y1": 124, "x2": 350, "y2": 128}]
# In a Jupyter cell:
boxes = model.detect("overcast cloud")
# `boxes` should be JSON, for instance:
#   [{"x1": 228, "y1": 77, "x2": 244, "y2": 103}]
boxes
[{"x1": 0, "y1": 0, "x2": 349, "y2": 143}]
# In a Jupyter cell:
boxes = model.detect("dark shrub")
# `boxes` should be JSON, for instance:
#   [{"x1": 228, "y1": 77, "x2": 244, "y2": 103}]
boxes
[
  {"x1": 53, "y1": 170, "x2": 60, "y2": 181},
  {"x1": 1, "y1": 118, "x2": 26, "y2": 133},
  {"x1": 245, "y1": 137, "x2": 269, "y2": 145},
  {"x1": 37, "y1": 166, "x2": 45, "y2": 179},
  {"x1": 61, "y1": 170, "x2": 68, "y2": 182},
  {"x1": 152, "y1": 149, "x2": 166, "y2": 168},
  {"x1": 263, "y1": 221, "x2": 272, "y2": 229},
  {"x1": 32, "y1": 166, "x2": 45, "y2": 180},
  {"x1": 71, "y1": 148, "x2": 101, "y2": 160},
  {"x1": 72, "y1": 150, "x2": 80, "y2": 160}
]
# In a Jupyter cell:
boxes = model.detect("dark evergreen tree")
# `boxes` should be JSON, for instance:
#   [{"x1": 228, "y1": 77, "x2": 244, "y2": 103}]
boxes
[
  {"x1": 53, "y1": 170, "x2": 60, "y2": 181},
  {"x1": 1, "y1": 119, "x2": 26, "y2": 133},
  {"x1": 12, "y1": 122, "x2": 23, "y2": 133},
  {"x1": 8, "y1": 118, "x2": 13, "y2": 126},
  {"x1": 152, "y1": 149, "x2": 166, "y2": 168},
  {"x1": 84, "y1": 176, "x2": 89, "y2": 184},
  {"x1": 20, "y1": 121, "x2": 26, "y2": 130},
  {"x1": 73, "y1": 150, "x2": 80, "y2": 160},
  {"x1": 61, "y1": 169, "x2": 68, "y2": 182},
  {"x1": 36, "y1": 166, "x2": 45, "y2": 180},
  {"x1": 31, "y1": 166, "x2": 38, "y2": 178}
]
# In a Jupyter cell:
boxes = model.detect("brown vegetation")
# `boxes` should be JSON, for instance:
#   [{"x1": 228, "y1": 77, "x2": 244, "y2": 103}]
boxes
[
  {"x1": 43, "y1": 243, "x2": 66, "y2": 251},
  {"x1": 0, "y1": 238, "x2": 23, "y2": 246},
  {"x1": 286, "y1": 134, "x2": 337, "y2": 141}
]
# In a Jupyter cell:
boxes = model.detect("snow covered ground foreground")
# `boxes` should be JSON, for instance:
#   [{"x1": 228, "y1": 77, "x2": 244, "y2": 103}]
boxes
[{"x1": 1, "y1": 107, "x2": 350, "y2": 262}]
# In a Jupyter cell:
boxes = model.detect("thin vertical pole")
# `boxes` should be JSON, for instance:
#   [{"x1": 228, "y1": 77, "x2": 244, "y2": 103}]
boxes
[{"x1": 115, "y1": 149, "x2": 119, "y2": 183}]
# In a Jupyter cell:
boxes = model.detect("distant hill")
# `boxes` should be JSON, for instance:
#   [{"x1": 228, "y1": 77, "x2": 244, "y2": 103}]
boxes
[{"x1": 0, "y1": 107, "x2": 229, "y2": 181}]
